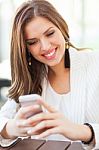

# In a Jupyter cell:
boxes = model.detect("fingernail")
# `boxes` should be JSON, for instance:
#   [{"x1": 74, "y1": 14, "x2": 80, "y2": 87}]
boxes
[
  {"x1": 27, "y1": 129, "x2": 33, "y2": 134},
  {"x1": 33, "y1": 105, "x2": 40, "y2": 108}
]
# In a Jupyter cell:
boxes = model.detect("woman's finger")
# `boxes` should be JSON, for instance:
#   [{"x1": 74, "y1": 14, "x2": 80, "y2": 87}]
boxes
[
  {"x1": 27, "y1": 120, "x2": 58, "y2": 135},
  {"x1": 15, "y1": 104, "x2": 41, "y2": 119},
  {"x1": 35, "y1": 127, "x2": 60, "y2": 139},
  {"x1": 37, "y1": 99, "x2": 58, "y2": 113},
  {"x1": 25, "y1": 112, "x2": 59, "y2": 125}
]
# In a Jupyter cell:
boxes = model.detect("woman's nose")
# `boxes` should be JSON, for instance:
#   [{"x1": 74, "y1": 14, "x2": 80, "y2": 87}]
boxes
[{"x1": 40, "y1": 39, "x2": 51, "y2": 51}]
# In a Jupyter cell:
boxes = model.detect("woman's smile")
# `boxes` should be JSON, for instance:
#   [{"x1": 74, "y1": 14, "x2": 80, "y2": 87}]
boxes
[{"x1": 42, "y1": 48, "x2": 57, "y2": 60}]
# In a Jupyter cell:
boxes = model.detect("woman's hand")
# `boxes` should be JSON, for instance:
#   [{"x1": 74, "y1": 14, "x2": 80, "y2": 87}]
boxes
[
  {"x1": 21, "y1": 99, "x2": 79, "y2": 141},
  {"x1": 4, "y1": 104, "x2": 41, "y2": 139},
  {"x1": 4, "y1": 99, "x2": 92, "y2": 143}
]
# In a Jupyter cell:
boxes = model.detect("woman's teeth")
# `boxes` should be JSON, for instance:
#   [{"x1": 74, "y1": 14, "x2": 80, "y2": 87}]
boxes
[{"x1": 44, "y1": 49, "x2": 55, "y2": 57}]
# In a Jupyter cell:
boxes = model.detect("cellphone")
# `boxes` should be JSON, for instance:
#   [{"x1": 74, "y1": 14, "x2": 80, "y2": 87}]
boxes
[
  {"x1": 19, "y1": 94, "x2": 42, "y2": 106},
  {"x1": 19, "y1": 94, "x2": 43, "y2": 118}
]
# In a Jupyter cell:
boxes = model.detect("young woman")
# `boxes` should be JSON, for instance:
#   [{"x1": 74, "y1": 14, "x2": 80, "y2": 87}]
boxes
[{"x1": 0, "y1": 0, "x2": 99, "y2": 149}]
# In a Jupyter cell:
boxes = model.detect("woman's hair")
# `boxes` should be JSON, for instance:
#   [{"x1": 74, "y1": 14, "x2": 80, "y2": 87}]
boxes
[{"x1": 8, "y1": 0, "x2": 74, "y2": 102}]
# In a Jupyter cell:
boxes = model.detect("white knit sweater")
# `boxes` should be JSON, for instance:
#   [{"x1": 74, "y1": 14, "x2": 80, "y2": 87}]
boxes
[{"x1": 0, "y1": 48, "x2": 99, "y2": 149}]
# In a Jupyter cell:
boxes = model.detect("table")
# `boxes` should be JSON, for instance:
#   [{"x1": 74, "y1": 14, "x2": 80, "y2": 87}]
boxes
[{"x1": 0, "y1": 138, "x2": 85, "y2": 150}]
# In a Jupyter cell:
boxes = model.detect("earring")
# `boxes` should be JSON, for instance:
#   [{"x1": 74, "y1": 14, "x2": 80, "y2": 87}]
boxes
[
  {"x1": 64, "y1": 41, "x2": 70, "y2": 68},
  {"x1": 28, "y1": 52, "x2": 31, "y2": 66},
  {"x1": 65, "y1": 41, "x2": 69, "y2": 50}
]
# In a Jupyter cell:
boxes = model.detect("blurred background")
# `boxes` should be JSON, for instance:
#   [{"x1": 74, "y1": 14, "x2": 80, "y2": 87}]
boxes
[{"x1": 0, "y1": 0, "x2": 99, "y2": 107}]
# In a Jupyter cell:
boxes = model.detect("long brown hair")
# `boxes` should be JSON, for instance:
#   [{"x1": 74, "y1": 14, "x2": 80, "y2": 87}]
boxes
[{"x1": 8, "y1": 0, "x2": 74, "y2": 102}]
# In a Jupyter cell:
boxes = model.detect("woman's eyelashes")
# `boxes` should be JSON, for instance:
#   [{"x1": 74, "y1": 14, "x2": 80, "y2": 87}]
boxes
[
  {"x1": 26, "y1": 30, "x2": 55, "y2": 46},
  {"x1": 26, "y1": 40, "x2": 38, "y2": 46},
  {"x1": 46, "y1": 30, "x2": 55, "y2": 37}
]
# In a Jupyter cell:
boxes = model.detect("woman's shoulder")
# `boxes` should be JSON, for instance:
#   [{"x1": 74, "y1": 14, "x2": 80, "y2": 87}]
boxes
[
  {"x1": 75, "y1": 48, "x2": 99, "y2": 64},
  {"x1": 0, "y1": 98, "x2": 19, "y2": 112},
  {"x1": 84, "y1": 49, "x2": 99, "y2": 64},
  {"x1": 70, "y1": 48, "x2": 99, "y2": 70},
  {"x1": 80, "y1": 49, "x2": 99, "y2": 73}
]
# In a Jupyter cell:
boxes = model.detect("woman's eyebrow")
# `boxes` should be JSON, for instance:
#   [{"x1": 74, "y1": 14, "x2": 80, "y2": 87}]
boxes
[
  {"x1": 26, "y1": 38, "x2": 37, "y2": 43},
  {"x1": 43, "y1": 27, "x2": 53, "y2": 34},
  {"x1": 25, "y1": 27, "x2": 54, "y2": 42}
]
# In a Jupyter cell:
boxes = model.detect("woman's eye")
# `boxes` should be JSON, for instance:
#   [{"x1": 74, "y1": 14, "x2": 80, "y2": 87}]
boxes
[
  {"x1": 47, "y1": 31, "x2": 55, "y2": 36},
  {"x1": 26, "y1": 41, "x2": 38, "y2": 46}
]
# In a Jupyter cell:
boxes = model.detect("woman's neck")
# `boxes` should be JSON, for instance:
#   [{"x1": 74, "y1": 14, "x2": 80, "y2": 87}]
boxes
[
  {"x1": 48, "y1": 67, "x2": 70, "y2": 94},
  {"x1": 48, "y1": 58, "x2": 70, "y2": 94},
  {"x1": 48, "y1": 56, "x2": 68, "y2": 77}
]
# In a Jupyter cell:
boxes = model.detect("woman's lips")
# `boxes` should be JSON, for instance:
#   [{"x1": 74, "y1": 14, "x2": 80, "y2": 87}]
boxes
[{"x1": 43, "y1": 48, "x2": 57, "y2": 60}]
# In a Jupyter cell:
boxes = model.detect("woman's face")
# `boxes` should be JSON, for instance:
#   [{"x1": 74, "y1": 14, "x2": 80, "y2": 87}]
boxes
[{"x1": 24, "y1": 16, "x2": 65, "y2": 67}]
